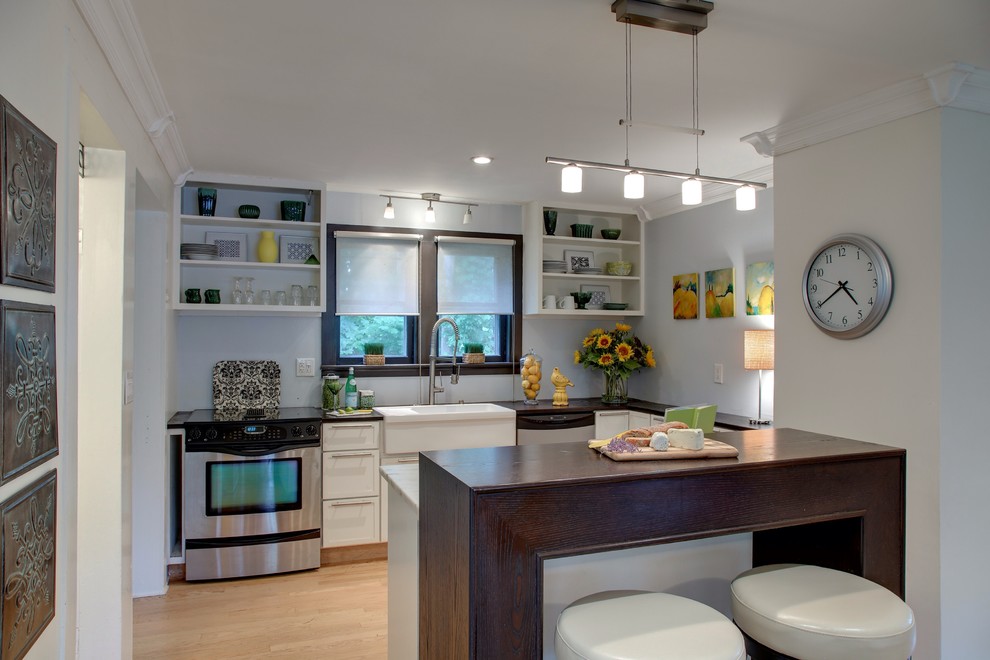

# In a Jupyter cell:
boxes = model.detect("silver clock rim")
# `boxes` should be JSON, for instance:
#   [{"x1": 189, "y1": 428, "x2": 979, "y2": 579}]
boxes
[{"x1": 801, "y1": 233, "x2": 893, "y2": 340}]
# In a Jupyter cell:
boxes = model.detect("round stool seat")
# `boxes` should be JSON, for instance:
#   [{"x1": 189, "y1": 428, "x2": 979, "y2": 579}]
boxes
[
  {"x1": 730, "y1": 564, "x2": 916, "y2": 660},
  {"x1": 555, "y1": 590, "x2": 746, "y2": 660}
]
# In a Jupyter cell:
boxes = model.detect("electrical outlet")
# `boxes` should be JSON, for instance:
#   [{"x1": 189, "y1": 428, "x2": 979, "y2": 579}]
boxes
[
  {"x1": 714, "y1": 363, "x2": 724, "y2": 384},
  {"x1": 296, "y1": 358, "x2": 316, "y2": 377}
]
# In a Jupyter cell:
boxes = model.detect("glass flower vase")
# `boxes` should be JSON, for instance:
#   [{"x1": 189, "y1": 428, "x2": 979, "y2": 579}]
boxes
[{"x1": 602, "y1": 371, "x2": 628, "y2": 405}]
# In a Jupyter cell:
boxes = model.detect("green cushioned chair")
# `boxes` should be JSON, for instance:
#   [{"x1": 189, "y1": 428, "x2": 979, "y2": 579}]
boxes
[{"x1": 664, "y1": 404, "x2": 717, "y2": 434}]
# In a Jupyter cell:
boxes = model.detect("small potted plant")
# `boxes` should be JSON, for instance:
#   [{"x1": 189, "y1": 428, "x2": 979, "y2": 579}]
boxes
[
  {"x1": 462, "y1": 342, "x2": 485, "y2": 364},
  {"x1": 363, "y1": 342, "x2": 385, "y2": 366}
]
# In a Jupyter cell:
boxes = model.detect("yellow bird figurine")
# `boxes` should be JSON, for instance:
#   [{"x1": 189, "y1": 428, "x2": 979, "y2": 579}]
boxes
[{"x1": 550, "y1": 367, "x2": 574, "y2": 407}]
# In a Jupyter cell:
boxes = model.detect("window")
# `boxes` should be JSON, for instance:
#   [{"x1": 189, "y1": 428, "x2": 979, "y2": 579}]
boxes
[{"x1": 322, "y1": 226, "x2": 521, "y2": 372}]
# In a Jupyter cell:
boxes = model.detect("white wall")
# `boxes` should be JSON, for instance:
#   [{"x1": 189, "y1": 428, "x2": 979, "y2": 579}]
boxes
[
  {"x1": 1, "y1": 1, "x2": 175, "y2": 657},
  {"x1": 635, "y1": 192, "x2": 775, "y2": 416},
  {"x1": 774, "y1": 111, "x2": 943, "y2": 658},
  {"x1": 938, "y1": 107, "x2": 990, "y2": 656}
]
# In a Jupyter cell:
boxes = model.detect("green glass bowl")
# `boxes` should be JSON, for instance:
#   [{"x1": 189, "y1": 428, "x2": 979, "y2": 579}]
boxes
[
  {"x1": 570, "y1": 223, "x2": 594, "y2": 238},
  {"x1": 600, "y1": 228, "x2": 622, "y2": 240}
]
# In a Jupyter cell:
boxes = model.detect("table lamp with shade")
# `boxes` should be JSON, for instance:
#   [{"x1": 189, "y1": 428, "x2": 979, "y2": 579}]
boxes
[{"x1": 744, "y1": 329, "x2": 774, "y2": 424}]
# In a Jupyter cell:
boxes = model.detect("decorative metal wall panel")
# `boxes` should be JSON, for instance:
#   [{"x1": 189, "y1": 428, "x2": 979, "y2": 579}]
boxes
[
  {"x1": 0, "y1": 470, "x2": 56, "y2": 660},
  {"x1": 1, "y1": 96, "x2": 56, "y2": 292},
  {"x1": 212, "y1": 360, "x2": 281, "y2": 410},
  {"x1": 0, "y1": 302, "x2": 57, "y2": 484}
]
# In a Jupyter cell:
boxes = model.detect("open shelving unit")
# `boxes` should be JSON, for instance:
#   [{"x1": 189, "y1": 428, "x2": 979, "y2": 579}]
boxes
[
  {"x1": 171, "y1": 173, "x2": 327, "y2": 315},
  {"x1": 523, "y1": 202, "x2": 645, "y2": 317}
]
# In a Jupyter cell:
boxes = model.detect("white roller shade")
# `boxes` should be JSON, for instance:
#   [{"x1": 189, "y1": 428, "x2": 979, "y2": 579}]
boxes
[
  {"x1": 335, "y1": 232, "x2": 421, "y2": 315},
  {"x1": 436, "y1": 236, "x2": 515, "y2": 315}
]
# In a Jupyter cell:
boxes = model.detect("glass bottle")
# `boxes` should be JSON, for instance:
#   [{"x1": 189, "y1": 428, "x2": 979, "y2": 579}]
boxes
[
  {"x1": 520, "y1": 349, "x2": 543, "y2": 405},
  {"x1": 344, "y1": 367, "x2": 359, "y2": 409}
]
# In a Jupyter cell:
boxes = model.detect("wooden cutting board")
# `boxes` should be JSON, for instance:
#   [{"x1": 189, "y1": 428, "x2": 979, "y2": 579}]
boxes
[{"x1": 596, "y1": 438, "x2": 739, "y2": 461}]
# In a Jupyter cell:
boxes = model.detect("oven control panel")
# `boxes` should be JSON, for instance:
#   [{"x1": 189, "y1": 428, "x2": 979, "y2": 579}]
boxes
[{"x1": 186, "y1": 422, "x2": 320, "y2": 444}]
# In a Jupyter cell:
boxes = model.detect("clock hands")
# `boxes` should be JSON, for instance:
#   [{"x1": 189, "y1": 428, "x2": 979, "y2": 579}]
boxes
[
  {"x1": 838, "y1": 281, "x2": 859, "y2": 305},
  {"x1": 816, "y1": 280, "x2": 858, "y2": 308},
  {"x1": 816, "y1": 284, "x2": 844, "y2": 308}
]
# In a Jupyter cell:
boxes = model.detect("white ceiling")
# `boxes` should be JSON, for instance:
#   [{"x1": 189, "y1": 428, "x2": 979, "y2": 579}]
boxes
[{"x1": 127, "y1": 0, "x2": 990, "y2": 210}]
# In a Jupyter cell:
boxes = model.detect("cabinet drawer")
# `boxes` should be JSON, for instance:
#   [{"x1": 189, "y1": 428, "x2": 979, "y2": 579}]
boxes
[
  {"x1": 322, "y1": 497, "x2": 380, "y2": 547},
  {"x1": 323, "y1": 450, "x2": 380, "y2": 500},
  {"x1": 322, "y1": 421, "x2": 380, "y2": 451}
]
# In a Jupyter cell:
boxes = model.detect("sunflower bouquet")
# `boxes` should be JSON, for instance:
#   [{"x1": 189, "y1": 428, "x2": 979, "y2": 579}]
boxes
[{"x1": 574, "y1": 323, "x2": 656, "y2": 403}]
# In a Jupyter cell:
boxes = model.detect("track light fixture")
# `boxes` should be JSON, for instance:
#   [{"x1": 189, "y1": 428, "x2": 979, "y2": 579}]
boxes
[
  {"x1": 379, "y1": 193, "x2": 479, "y2": 224},
  {"x1": 547, "y1": 1, "x2": 766, "y2": 209}
]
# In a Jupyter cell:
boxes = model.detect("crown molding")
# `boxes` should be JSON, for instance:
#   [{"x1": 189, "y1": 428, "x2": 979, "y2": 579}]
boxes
[
  {"x1": 641, "y1": 163, "x2": 774, "y2": 220},
  {"x1": 742, "y1": 63, "x2": 990, "y2": 159},
  {"x1": 74, "y1": 0, "x2": 191, "y2": 184}
]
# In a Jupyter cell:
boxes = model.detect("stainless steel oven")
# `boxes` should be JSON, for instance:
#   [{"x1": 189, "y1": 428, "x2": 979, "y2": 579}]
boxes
[{"x1": 183, "y1": 407, "x2": 322, "y2": 581}]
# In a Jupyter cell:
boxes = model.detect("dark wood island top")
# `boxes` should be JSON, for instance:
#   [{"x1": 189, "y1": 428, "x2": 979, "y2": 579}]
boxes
[{"x1": 419, "y1": 427, "x2": 906, "y2": 659}]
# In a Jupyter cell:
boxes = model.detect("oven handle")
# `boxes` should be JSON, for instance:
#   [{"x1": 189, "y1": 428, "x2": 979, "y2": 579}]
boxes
[{"x1": 186, "y1": 441, "x2": 320, "y2": 456}]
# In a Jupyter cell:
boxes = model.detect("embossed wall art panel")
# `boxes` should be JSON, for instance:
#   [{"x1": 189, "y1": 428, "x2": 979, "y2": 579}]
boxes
[
  {"x1": 0, "y1": 470, "x2": 56, "y2": 660},
  {"x1": 0, "y1": 302, "x2": 57, "y2": 483},
  {"x1": 1, "y1": 96, "x2": 57, "y2": 292}
]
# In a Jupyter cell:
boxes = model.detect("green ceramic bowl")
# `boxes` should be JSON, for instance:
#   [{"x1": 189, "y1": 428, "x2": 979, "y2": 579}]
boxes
[
  {"x1": 600, "y1": 228, "x2": 622, "y2": 240},
  {"x1": 570, "y1": 223, "x2": 594, "y2": 238},
  {"x1": 238, "y1": 204, "x2": 261, "y2": 219}
]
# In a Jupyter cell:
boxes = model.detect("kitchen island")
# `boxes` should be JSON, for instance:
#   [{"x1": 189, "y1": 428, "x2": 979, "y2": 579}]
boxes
[{"x1": 419, "y1": 427, "x2": 906, "y2": 659}]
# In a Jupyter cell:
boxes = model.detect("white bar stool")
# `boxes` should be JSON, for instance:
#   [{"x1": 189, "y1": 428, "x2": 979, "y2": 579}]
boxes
[
  {"x1": 730, "y1": 564, "x2": 916, "y2": 659},
  {"x1": 555, "y1": 590, "x2": 746, "y2": 660}
]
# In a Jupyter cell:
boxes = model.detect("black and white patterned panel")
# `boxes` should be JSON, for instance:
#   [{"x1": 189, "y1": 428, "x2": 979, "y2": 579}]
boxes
[
  {"x1": 212, "y1": 360, "x2": 280, "y2": 410},
  {"x1": 213, "y1": 238, "x2": 242, "y2": 260}
]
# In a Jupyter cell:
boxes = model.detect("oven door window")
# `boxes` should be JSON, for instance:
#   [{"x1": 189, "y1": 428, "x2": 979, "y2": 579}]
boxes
[{"x1": 206, "y1": 458, "x2": 302, "y2": 516}]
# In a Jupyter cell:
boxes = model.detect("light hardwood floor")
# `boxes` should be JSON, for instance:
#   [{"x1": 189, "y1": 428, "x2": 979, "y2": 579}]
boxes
[{"x1": 133, "y1": 561, "x2": 388, "y2": 659}]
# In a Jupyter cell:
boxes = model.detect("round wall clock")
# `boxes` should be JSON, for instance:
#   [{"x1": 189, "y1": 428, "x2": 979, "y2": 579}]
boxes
[{"x1": 802, "y1": 233, "x2": 893, "y2": 339}]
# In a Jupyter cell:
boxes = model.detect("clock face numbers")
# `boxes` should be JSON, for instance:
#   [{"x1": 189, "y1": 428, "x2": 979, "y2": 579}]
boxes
[
  {"x1": 802, "y1": 234, "x2": 893, "y2": 339},
  {"x1": 806, "y1": 242, "x2": 877, "y2": 331}
]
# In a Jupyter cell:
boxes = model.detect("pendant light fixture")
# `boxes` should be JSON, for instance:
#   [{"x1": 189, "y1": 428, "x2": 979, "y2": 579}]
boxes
[
  {"x1": 383, "y1": 196, "x2": 395, "y2": 219},
  {"x1": 681, "y1": 28, "x2": 703, "y2": 205},
  {"x1": 424, "y1": 201, "x2": 436, "y2": 223},
  {"x1": 463, "y1": 206, "x2": 473, "y2": 224},
  {"x1": 736, "y1": 185, "x2": 756, "y2": 211},
  {"x1": 622, "y1": 21, "x2": 644, "y2": 200},
  {"x1": 561, "y1": 163, "x2": 582, "y2": 193},
  {"x1": 546, "y1": 0, "x2": 766, "y2": 209}
]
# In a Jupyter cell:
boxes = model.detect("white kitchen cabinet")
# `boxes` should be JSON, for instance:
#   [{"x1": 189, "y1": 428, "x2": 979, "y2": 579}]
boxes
[
  {"x1": 171, "y1": 173, "x2": 327, "y2": 315},
  {"x1": 523, "y1": 202, "x2": 645, "y2": 317},
  {"x1": 322, "y1": 421, "x2": 381, "y2": 547},
  {"x1": 628, "y1": 411, "x2": 651, "y2": 429},
  {"x1": 594, "y1": 409, "x2": 630, "y2": 439}
]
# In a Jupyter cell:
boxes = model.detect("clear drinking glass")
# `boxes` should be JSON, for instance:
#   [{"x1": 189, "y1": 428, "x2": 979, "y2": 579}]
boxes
[
  {"x1": 290, "y1": 284, "x2": 303, "y2": 306},
  {"x1": 232, "y1": 278, "x2": 244, "y2": 305},
  {"x1": 244, "y1": 277, "x2": 256, "y2": 305},
  {"x1": 275, "y1": 290, "x2": 287, "y2": 305},
  {"x1": 307, "y1": 285, "x2": 319, "y2": 306},
  {"x1": 259, "y1": 289, "x2": 272, "y2": 306}
]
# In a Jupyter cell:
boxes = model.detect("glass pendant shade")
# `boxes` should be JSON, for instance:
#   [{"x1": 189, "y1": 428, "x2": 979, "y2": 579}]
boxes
[
  {"x1": 561, "y1": 164, "x2": 582, "y2": 193},
  {"x1": 383, "y1": 201, "x2": 395, "y2": 219},
  {"x1": 623, "y1": 171, "x2": 645, "y2": 199},
  {"x1": 736, "y1": 185, "x2": 756, "y2": 211},
  {"x1": 682, "y1": 178, "x2": 702, "y2": 205},
  {"x1": 424, "y1": 204, "x2": 436, "y2": 223},
  {"x1": 463, "y1": 207, "x2": 472, "y2": 224}
]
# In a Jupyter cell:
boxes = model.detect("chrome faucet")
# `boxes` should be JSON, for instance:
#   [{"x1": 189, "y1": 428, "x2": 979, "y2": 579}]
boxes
[{"x1": 428, "y1": 317, "x2": 460, "y2": 405}]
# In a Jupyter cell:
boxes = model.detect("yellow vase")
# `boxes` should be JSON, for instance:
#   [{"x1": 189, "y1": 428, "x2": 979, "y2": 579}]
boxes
[{"x1": 257, "y1": 231, "x2": 278, "y2": 263}]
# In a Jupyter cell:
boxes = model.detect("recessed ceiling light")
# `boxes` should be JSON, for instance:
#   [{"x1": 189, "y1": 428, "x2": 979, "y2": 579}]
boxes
[{"x1": 471, "y1": 155, "x2": 493, "y2": 165}]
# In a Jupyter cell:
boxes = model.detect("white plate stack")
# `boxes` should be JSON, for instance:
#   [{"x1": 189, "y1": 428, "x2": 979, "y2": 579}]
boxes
[
  {"x1": 543, "y1": 259, "x2": 567, "y2": 273},
  {"x1": 181, "y1": 243, "x2": 219, "y2": 261},
  {"x1": 573, "y1": 266, "x2": 603, "y2": 275}
]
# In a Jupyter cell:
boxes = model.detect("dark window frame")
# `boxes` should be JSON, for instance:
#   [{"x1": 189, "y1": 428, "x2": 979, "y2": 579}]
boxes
[{"x1": 321, "y1": 224, "x2": 523, "y2": 377}]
